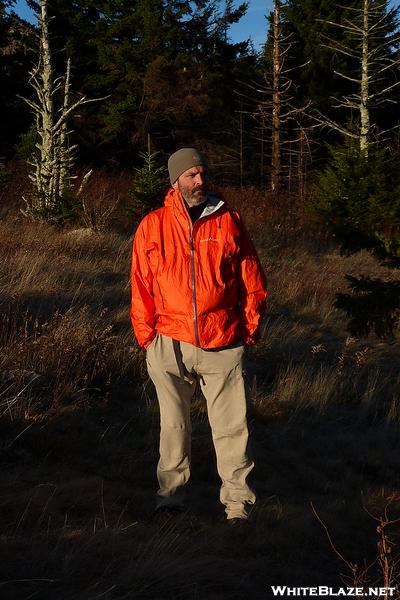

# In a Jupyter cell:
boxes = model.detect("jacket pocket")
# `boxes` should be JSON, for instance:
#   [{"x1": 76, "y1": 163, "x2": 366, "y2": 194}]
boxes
[
  {"x1": 223, "y1": 251, "x2": 234, "y2": 290},
  {"x1": 155, "y1": 256, "x2": 166, "y2": 309}
]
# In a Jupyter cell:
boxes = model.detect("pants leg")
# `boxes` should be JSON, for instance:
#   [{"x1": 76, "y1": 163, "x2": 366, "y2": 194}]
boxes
[
  {"x1": 147, "y1": 335, "x2": 256, "y2": 518},
  {"x1": 146, "y1": 334, "x2": 197, "y2": 508},
  {"x1": 197, "y1": 343, "x2": 256, "y2": 520}
]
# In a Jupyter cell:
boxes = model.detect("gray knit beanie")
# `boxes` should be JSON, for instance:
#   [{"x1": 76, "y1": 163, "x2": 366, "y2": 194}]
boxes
[{"x1": 168, "y1": 148, "x2": 208, "y2": 184}]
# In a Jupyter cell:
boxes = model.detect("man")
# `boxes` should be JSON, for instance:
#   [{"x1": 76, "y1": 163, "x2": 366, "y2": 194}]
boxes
[{"x1": 130, "y1": 148, "x2": 267, "y2": 525}]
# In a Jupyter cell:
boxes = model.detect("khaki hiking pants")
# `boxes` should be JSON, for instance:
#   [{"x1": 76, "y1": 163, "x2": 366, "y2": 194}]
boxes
[{"x1": 146, "y1": 333, "x2": 256, "y2": 520}]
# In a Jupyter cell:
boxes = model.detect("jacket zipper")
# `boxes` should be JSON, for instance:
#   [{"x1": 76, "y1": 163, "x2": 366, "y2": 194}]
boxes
[
  {"x1": 178, "y1": 192, "x2": 224, "y2": 348},
  {"x1": 188, "y1": 223, "x2": 200, "y2": 347},
  {"x1": 178, "y1": 193, "x2": 201, "y2": 347}
]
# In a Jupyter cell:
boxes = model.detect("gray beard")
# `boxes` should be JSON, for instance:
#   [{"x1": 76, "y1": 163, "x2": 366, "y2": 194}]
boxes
[{"x1": 182, "y1": 190, "x2": 208, "y2": 207}]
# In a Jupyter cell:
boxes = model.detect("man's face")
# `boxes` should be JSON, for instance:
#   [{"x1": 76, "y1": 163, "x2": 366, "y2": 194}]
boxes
[{"x1": 172, "y1": 165, "x2": 210, "y2": 207}]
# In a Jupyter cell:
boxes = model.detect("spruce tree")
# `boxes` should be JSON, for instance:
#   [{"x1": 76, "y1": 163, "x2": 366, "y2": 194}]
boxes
[
  {"x1": 18, "y1": 0, "x2": 254, "y2": 171},
  {"x1": 282, "y1": 0, "x2": 361, "y2": 116},
  {"x1": 127, "y1": 137, "x2": 169, "y2": 219},
  {"x1": 0, "y1": 0, "x2": 36, "y2": 154},
  {"x1": 309, "y1": 2, "x2": 400, "y2": 337},
  {"x1": 314, "y1": 138, "x2": 400, "y2": 337}
]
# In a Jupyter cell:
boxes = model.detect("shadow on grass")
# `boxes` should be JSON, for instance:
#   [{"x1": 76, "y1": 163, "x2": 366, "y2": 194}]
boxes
[{"x1": 0, "y1": 374, "x2": 400, "y2": 599}]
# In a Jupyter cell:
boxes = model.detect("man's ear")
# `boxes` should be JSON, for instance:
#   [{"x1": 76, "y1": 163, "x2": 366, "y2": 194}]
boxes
[{"x1": 171, "y1": 180, "x2": 179, "y2": 190}]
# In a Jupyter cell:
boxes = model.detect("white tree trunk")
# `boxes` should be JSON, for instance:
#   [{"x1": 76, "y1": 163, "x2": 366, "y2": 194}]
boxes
[
  {"x1": 271, "y1": 0, "x2": 282, "y2": 194},
  {"x1": 360, "y1": 0, "x2": 370, "y2": 154},
  {"x1": 314, "y1": 0, "x2": 400, "y2": 153},
  {"x1": 21, "y1": 0, "x2": 104, "y2": 215},
  {"x1": 39, "y1": 0, "x2": 56, "y2": 206}
]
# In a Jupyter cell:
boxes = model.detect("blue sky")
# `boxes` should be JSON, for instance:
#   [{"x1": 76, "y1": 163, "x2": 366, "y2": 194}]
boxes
[
  {"x1": 229, "y1": 1, "x2": 271, "y2": 50},
  {"x1": 12, "y1": 0, "x2": 271, "y2": 52}
]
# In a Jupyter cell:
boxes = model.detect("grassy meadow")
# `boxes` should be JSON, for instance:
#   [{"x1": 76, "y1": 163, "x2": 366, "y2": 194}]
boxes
[{"x1": 1, "y1": 168, "x2": 400, "y2": 599}]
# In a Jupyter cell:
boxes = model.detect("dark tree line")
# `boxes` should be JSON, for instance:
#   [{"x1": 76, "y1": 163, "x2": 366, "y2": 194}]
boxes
[
  {"x1": 1, "y1": 0, "x2": 255, "y2": 178},
  {"x1": 3, "y1": 0, "x2": 400, "y2": 336},
  {"x1": 1, "y1": 0, "x2": 400, "y2": 188}
]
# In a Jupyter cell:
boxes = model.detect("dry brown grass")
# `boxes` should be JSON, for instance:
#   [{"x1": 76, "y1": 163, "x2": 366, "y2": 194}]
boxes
[{"x1": 0, "y1": 174, "x2": 400, "y2": 599}]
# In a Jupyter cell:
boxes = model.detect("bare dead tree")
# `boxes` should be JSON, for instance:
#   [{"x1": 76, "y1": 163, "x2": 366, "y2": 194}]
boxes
[
  {"x1": 21, "y1": 0, "x2": 106, "y2": 214},
  {"x1": 293, "y1": 124, "x2": 314, "y2": 198},
  {"x1": 236, "y1": 0, "x2": 311, "y2": 194},
  {"x1": 313, "y1": 0, "x2": 400, "y2": 154},
  {"x1": 260, "y1": 0, "x2": 298, "y2": 193},
  {"x1": 271, "y1": 0, "x2": 284, "y2": 193}
]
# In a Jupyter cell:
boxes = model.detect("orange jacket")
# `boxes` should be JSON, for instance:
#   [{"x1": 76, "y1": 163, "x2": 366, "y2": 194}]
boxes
[{"x1": 131, "y1": 188, "x2": 267, "y2": 349}]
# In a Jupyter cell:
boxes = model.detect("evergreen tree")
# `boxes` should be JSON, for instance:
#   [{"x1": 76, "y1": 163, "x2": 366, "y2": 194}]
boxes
[
  {"x1": 313, "y1": 138, "x2": 400, "y2": 337},
  {"x1": 0, "y1": 0, "x2": 36, "y2": 155},
  {"x1": 307, "y1": 2, "x2": 400, "y2": 336},
  {"x1": 281, "y1": 0, "x2": 361, "y2": 116},
  {"x1": 23, "y1": 0, "x2": 253, "y2": 170},
  {"x1": 127, "y1": 137, "x2": 169, "y2": 219}
]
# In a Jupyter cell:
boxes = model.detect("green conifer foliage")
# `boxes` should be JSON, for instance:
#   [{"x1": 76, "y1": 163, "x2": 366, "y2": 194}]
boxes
[
  {"x1": 0, "y1": 0, "x2": 36, "y2": 154},
  {"x1": 315, "y1": 140, "x2": 400, "y2": 231},
  {"x1": 282, "y1": 0, "x2": 361, "y2": 114},
  {"x1": 281, "y1": 0, "x2": 400, "y2": 140},
  {"x1": 127, "y1": 141, "x2": 169, "y2": 219},
  {"x1": 20, "y1": 0, "x2": 253, "y2": 169},
  {"x1": 313, "y1": 138, "x2": 400, "y2": 337}
]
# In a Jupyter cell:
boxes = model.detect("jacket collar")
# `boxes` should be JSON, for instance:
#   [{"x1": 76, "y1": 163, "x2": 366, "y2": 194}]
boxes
[
  {"x1": 165, "y1": 188, "x2": 225, "y2": 220},
  {"x1": 201, "y1": 192, "x2": 225, "y2": 217}
]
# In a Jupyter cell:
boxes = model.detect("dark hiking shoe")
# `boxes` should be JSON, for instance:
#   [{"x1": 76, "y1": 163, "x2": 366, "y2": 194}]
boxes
[
  {"x1": 148, "y1": 506, "x2": 201, "y2": 536},
  {"x1": 227, "y1": 517, "x2": 251, "y2": 528},
  {"x1": 148, "y1": 505, "x2": 184, "y2": 522}
]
